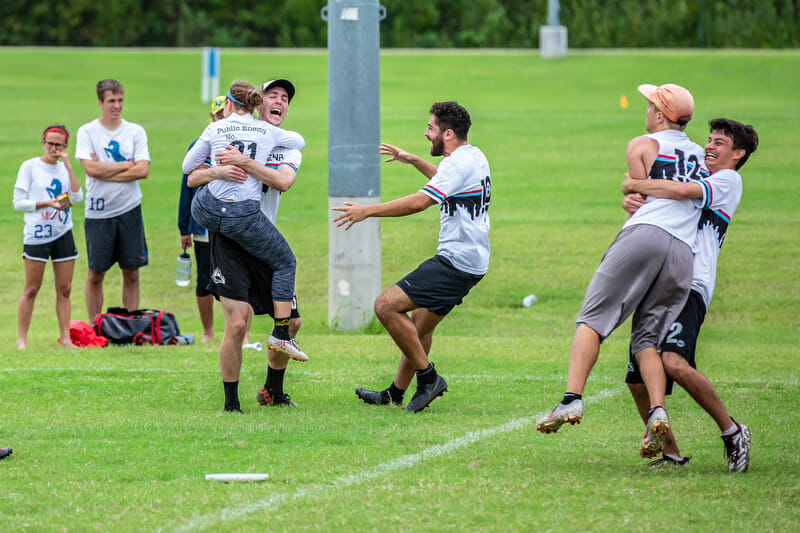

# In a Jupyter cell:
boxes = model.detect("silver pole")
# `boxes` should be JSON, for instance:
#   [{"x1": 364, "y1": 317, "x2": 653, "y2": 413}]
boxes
[{"x1": 322, "y1": 1, "x2": 386, "y2": 330}]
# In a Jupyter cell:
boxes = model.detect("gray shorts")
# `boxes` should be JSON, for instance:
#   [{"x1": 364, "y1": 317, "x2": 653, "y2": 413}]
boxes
[
  {"x1": 577, "y1": 224, "x2": 693, "y2": 354},
  {"x1": 84, "y1": 205, "x2": 149, "y2": 273}
]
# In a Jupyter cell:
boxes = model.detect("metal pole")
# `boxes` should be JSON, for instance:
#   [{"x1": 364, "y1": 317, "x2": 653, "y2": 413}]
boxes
[{"x1": 322, "y1": 1, "x2": 386, "y2": 331}]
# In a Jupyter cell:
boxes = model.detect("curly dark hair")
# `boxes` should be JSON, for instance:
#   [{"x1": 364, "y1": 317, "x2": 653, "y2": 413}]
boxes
[
  {"x1": 709, "y1": 118, "x2": 759, "y2": 170},
  {"x1": 430, "y1": 101, "x2": 471, "y2": 140}
]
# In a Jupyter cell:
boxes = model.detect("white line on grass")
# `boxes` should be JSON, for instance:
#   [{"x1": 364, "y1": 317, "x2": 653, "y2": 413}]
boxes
[{"x1": 166, "y1": 387, "x2": 623, "y2": 533}]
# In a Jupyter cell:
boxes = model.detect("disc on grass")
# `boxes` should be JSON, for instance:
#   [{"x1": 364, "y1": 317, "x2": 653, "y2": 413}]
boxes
[{"x1": 205, "y1": 473, "x2": 269, "y2": 482}]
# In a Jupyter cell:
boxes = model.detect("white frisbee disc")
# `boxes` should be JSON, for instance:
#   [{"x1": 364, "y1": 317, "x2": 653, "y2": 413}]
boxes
[{"x1": 205, "y1": 473, "x2": 269, "y2": 482}]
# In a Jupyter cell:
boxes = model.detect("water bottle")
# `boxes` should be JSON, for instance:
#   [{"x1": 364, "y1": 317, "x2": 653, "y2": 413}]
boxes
[{"x1": 176, "y1": 249, "x2": 191, "y2": 287}]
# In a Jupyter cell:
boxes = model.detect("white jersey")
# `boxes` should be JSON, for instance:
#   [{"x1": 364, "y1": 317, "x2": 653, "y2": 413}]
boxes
[
  {"x1": 691, "y1": 168, "x2": 743, "y2": 307},
  {"x1": 420, "y1": 144, "x2": 491, "y2": 276},
  {"x1": 181, "y1": 113, "x2": 304, "y2": 203},
  {"x1": 75, "y1": 118, "x2": 150, "y2": 219},
  {"x1": 15, "y1": 157, "x2": 80, "y2": 244},
  {"x1": 259, "y1": 147, "x2": 302, "y2": 223},
  {"x1": 623, "y1": 129, "x2": 709, "y2": 251}
]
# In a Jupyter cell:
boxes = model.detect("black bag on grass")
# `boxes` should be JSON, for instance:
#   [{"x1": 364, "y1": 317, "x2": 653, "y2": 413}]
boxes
[{"x1": 92, "y1": 308, "x2": 182, "y2": 345}]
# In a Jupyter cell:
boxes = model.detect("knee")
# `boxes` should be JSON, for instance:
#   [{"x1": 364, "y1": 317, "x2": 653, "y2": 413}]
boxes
[
  {"x1": 22, "y1": 285, "x2": 41, "y2": 300},
  {"x1": 289, "y1": 317, "x2": 302, "y2": 338},
  {"x1": 374, "y1": 295, "x2": 392, "y2": 322},
  {"x1": 122, "y1": 270, "x2": 140, "y2": 284},
  {"x1": 56, "y1": 282, "x2": 72, "y2": 300},
  {"x1": 662, "y1": 352, "x2": 689, "y2": 380}
]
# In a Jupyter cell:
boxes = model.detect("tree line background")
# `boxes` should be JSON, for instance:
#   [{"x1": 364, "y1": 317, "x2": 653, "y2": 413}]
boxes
[{"x1": 1, "y1": 0, "x2": 798, "y2": 48}]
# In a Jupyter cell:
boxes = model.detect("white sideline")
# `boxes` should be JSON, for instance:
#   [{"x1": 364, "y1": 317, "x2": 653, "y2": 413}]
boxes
[{"x1": 166, "y1": 387, "x2": 623, "y2": 532}]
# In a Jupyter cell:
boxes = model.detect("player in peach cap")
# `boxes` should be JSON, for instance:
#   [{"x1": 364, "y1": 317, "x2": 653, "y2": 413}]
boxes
[
  {"x1": 637, "y1": 83, "x2": 695, "y2": 125},
  {"x1": 537, "y1": 82, "x2": 725, "y2": 462}
]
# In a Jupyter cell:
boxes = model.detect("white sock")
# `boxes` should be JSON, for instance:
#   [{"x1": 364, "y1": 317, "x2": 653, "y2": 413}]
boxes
[{"x1": 721, "y1": 423, "x2": 738, "y2": 436}]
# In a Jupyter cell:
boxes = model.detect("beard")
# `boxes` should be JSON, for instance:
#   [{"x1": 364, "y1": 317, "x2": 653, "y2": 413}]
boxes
[{"x1": 429, "y1": 134, "x2": 445, "y2": 157}]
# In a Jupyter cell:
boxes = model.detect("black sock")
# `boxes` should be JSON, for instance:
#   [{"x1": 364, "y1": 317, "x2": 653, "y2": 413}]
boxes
[
  {"x1": 415, "y1": 363, "x2": 437, "y2": 386},
  {"x1": 562, "y1": 392, "x2": 582, "y2": 404},
  {"x1": 265, "y1": 366, "x2": 286, "y2": 394},
  {"x1": 648, "y1": 406, "x2": 665, "y2": 417},
  {"x1": 387, "y1": 382, "x2": 406, "y2": 403},
  {"x1": 224, "y1": 381, "x2": 240, "y2": 411},
  {"x1": 271, "y1": 317, "x2": 290, "y2": 340}
]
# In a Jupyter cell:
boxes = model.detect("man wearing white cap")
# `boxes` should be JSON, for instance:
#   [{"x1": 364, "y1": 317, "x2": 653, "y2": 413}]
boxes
[
  {"x1": 536, "y1": 83, "x2": 735, "y2": 458},
  {"x1": 188, "y1": 79, "x2": 304, "y2": 411}
]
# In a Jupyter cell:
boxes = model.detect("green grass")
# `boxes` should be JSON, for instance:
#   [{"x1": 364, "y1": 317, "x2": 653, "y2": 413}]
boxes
[{"x1": 1, "y1": 48, "x2": 798, "y2": 531}]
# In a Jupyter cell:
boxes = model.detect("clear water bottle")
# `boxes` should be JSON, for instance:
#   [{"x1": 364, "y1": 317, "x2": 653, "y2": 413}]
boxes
[{"x1": 176, "y1": 250, "x2": 191, "y2": 287}]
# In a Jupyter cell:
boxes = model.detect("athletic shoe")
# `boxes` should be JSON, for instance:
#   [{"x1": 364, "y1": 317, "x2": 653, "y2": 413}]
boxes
[
  {"x1": 256, "y1": 387, "x2": 297, "y2": 407},
  {"x1": 639, "y1": 406, "x2": 670, "y2": 458},
  {"x1": 405, "y1": 375, "x2": 448, "y2": 413},
  {"x1": 355, "y1": 387, "x2": 401, "y2": 406},
  {"x1": 267, "y1": 335, "x2": 309, "y2": 362},
  {"x1": 648, "y1": 454, "x2": 692, "y2": 468},
  {"x1": 722, "y1": 421, "x2": 751, "y2": 473},
  {"x1": 536, "y1": 399, "x2": 583, "y2": 434},
  {"x1": 0, "y1": 447, "x2": 12, "y2": 460},
  {"x1": 225, "y1": 406, "x2": 243, "y2": 414}
]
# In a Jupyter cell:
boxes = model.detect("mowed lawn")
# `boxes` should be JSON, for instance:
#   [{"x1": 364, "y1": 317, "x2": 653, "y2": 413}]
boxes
[{"x1": 0, "y1": 48, "x2": 798, "y2": 531}]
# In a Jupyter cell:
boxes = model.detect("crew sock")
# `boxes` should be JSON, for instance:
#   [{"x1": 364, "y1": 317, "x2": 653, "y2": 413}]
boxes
[
  {"x1": 562, "y1": 392, "x2": 582, "y2": 405},
  {"x1": 271, "y1": 317, "x2": 291, "y2": 340}
]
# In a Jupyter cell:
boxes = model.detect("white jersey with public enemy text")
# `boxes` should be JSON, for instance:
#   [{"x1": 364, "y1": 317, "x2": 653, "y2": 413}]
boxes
[
  {"x1": 691, "y1": 168, "x2": 742, "y2": 307},
  {"x1": 181, "y1": 113, "x2": 304, "y2": 203},
  {"x1": 259, "y1": 147, "x2": 302, "y2": 223},
  {"x1": 623, "y1": 129, "x2": 709, "y2": 251},
  {"x1": 420, "y1": 144, "x2": 491, "y2": 276},
  {"x1": 75, "y1": 119, "x2": 150, "y2": 219}
]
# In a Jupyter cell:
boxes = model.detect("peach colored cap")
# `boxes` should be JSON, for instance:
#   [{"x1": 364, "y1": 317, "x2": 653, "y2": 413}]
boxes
[{"x1": 638, "y1": 83, "x2": 694, "y2": 123}]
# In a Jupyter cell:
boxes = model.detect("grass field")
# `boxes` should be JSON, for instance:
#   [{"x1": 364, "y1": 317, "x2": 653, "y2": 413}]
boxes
[{"x1": 1, "y1": 47, "x2": 798, "y2": 531}]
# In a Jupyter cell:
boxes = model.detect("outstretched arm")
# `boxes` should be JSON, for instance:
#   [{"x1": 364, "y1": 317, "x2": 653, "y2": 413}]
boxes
[
  {"x1": 380, "y1": 143, "x2": 438, "y2": 179},
  {"x1": 332, "y1": 192, "x2": 436, "y2": 230}
]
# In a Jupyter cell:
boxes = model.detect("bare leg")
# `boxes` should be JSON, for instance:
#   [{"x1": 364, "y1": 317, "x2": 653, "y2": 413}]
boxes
[
  {"x1": 121, "y1": 268, "x2": 140, "y2": 312},
  {"x1": 85, "y1": 268, "x2": 105, "y2": 322},
  {"x1": 17, "y1": 259, "x2": 46, "y2": 349},
  {"x1": 219, "y1": 297, "x2": 249, "y2": 382},
  {"x1": 634, "y1": 347, "x2": 667, "y2": 409},
  {"x1": 628, "y1": 383, "x2": 681, "y2": 457},
  {"x1": 663, "y1": 351, "x2": 735, "y2": 432},
  {"x1": 565, "y1": 323, "x2": 602, "y2": 394},
  {"x1": 374, "y1": 285, "x2": 430, "y2": 371},
  {"x1": 392, "y1": 307, "x2": 445, "y2": 389},
  {"x1": 53, "y1": 260, "x2": 76, "y2": 347},
  {"x1": 197, "y1": 294, "x2": 214, "y2": 342}
]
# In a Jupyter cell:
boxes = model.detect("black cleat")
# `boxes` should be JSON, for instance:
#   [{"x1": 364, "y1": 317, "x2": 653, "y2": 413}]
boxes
[
  {"x1": 224, "y1": 405, "x2": 243, "y2": 414},
  {"x1": 0, "y1": 447, "x2": 12, "y2": 460},
  {"x1": 649, "y1": 454, "x2": 692, "y2": 467},
  {"x1": 355, "y1": 387, "x2": 400, "y2": 406},
  {"x1": 405, "y1": 375, "x2": 448, "y2": 413}
]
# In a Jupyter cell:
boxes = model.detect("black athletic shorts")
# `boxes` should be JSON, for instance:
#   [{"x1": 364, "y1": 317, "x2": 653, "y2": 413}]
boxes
[
  {"x1": 22, "y1": 231, "x2": 79, "y2": 262},
  {"x1": 193, "y1": 240, "x2": 212, "y2": 298},
  {"x1": 397, "y1": 255, "x2": 484, "y2": 316},
  {"x1": 84, "y1": 205, "x2": 148, "y2": 272},
  {"x1": 207, "y1": 231, "x2": 300, "y2": 319},
  {"x1": 625, "y1": 289, "x2": 707, "y2": 395}
]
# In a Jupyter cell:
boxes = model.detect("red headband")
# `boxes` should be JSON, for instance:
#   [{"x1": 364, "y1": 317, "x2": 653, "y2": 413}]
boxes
[{"x1": 43, "y1": 127, "x2": 69, "y2": 142}]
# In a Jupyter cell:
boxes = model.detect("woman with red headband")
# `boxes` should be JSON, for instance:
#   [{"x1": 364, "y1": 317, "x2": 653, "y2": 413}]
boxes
[{"x1": 13, "y1": 124, "x2": 83, "y2": 348}]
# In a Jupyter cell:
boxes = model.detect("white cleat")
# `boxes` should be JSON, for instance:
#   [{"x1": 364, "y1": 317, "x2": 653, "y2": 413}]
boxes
[
  {"x1": 536, "y1": 399, "x2": 583, "y2": 434},
  {"x1": 267, "y1": 335, "x2": 309, "y2": 362}
]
